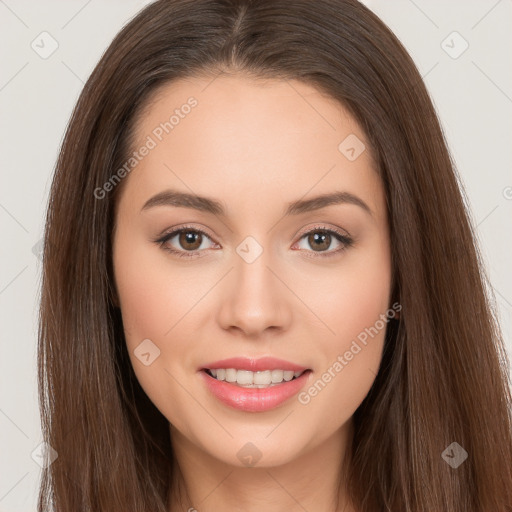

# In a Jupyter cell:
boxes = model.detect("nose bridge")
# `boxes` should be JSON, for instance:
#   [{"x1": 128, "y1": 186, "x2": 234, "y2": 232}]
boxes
[{"x1": 217, "y1": 234, "x2": 291, "y2": 335}]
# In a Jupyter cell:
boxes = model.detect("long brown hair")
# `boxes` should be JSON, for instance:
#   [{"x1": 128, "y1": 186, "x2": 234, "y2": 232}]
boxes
[{"x1": 38, "y1": 0, "x2": 512, "y2": 510}]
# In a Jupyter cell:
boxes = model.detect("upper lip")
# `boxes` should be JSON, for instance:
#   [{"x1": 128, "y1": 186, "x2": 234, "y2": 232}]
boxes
[{"x1": 201, "y1": 357, "x2": 309, "y2": 372}]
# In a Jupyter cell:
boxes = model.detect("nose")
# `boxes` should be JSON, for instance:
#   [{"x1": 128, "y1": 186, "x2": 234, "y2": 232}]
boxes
[{"x1": 217, "y1": 247, "x2": 293, "y2": 338}]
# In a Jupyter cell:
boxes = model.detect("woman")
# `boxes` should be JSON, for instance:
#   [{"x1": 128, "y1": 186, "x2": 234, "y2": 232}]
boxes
[{"x1": 38, "y1": 0, "x2": 512, "y2": 510}]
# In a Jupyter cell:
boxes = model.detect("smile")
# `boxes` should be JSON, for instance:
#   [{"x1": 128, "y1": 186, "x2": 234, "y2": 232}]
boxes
[{"x1": 199, "y1": 357, "x2": 312, "y2": 412}]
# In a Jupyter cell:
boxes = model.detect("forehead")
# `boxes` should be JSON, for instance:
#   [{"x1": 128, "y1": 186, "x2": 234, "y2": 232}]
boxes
[
  {"x1": 121, "y1": 73, "x2": 384, "y2": 222},
  {"x1": 134, "y1": 73, "x2": 369, "y2": 158}
]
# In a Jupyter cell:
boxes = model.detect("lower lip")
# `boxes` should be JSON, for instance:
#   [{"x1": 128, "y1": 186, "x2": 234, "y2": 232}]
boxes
[{"x1": 200, "y1": 370, "x2": 312, "y2": 412}]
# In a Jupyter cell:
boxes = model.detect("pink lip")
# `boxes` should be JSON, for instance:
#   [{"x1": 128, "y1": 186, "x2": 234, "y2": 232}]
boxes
[
  {"x1": 201, "y1": 356, "x2": 308, "y2": 372},
  {"x1": 199, "y1": 368, "x2": 312, "y2": 412}
]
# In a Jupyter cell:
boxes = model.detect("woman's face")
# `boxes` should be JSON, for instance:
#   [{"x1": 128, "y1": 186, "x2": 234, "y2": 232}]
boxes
[{"x1": 112, "y1": 73, "x2": 392, "y2": 468}]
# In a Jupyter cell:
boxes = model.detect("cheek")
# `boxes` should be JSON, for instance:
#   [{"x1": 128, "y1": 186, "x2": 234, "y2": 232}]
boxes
[
  {"x1": 112, "y1": 235, "x2": 181, "y2": 403},
  {"x1": 113, "y1": 238, "x2": 197, "y2": 420},
  {"x1": 299, "y1": 234, "x2": 392, "y2": 349},
  {"x1": 114, "y1": 254, "x2": 167, "y2": 341},
  {"x1": 113, "y1": 234, "x2": 195, "y2": 342},
  {"x1": 294, "y1": 237, "x2": 391, "y2": 426},
  {"x1": 113, "y1": 234, "x2": 212, "y2": 385}
]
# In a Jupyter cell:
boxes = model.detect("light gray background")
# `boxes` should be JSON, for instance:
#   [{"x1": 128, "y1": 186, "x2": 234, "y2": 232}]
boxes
[{"x1": 0, "y1": 1, "x2": 511, "y2": 510}]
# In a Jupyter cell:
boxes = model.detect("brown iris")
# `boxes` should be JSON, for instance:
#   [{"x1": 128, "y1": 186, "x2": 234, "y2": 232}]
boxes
[
  {"x1": 308, "y1": 231, "x2": 331, "y2": 251},
  {"x1": 179, "y1": 230, "x2": 202, "y2": 251}
]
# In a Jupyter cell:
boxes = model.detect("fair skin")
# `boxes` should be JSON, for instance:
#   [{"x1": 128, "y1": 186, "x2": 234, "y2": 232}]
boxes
[{"x1": 112, "y1": 72, "x2": 392, "y2": 512}]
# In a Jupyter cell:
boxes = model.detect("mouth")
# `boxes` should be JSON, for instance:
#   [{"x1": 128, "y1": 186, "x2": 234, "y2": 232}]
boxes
[{"x1": 199, "y1": 358, "x2": 313, "y2": 412}]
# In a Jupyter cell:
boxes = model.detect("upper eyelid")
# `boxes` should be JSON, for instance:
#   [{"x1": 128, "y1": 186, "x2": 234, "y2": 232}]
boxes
[{"x1": 158, "y1": 225, "x2": 215, "y2": 243}]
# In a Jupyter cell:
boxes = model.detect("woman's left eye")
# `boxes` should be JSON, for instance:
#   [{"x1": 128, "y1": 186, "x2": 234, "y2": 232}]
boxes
[
  {"x1": 155, "y1": 225, "x2": 353, "y2": 259},
  {"x1": 293, "y1": 226, "x2": 354, "y2": 257}
]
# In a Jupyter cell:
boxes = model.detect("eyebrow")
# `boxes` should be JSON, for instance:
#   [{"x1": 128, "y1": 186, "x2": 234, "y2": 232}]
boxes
[{"x1": 141, "y1": 189, "x2": 372, "y2": 217}]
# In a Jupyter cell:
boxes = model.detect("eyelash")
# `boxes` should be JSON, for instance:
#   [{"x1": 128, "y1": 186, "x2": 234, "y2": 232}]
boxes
[{"x1": 154, "y1": 224, "x2": 354, "y2": 259}]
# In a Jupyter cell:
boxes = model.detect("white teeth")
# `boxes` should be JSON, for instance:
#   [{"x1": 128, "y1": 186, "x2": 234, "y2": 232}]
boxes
[
  {"x1": 207, "y1": 368, "x2": 306, "y2": 387},
  {"x1": 236, "y1": 370, "x2": 253, "y2": 385},
  {"x1": 225, "y1": 368, "x2": 237, "y2": 382},
  {"x1": 284, "y1": 370, "x2": 294, "y2": 381},
  {"x1": 271, "y1": 369, "x2": 284, "y2": 383},
  {"x1": 253, "y1": 370, "x2": 271, "y2": 385}
]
